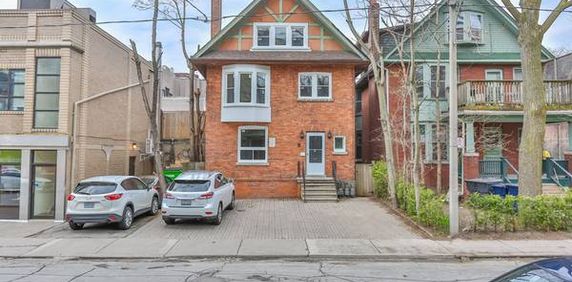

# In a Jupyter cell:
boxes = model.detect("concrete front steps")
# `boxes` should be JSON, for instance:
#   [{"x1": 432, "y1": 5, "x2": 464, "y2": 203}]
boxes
[
  {"x1": 298, "y1": 177, "x2": 338, "y2": 202},
  {"x1": 542, "y1": 183, "x2": 568, "y2": 196}
]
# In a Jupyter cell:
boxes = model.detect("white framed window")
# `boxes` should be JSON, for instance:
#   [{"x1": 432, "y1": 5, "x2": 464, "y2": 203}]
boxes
[
  {"x1": 448, "y1": 12, "x2": 484, "y2": 43},
  {"x1": 298, "y1": 73, "x2": 332, "y2": 100},
  {"x1": 416, "y1": 64, "x2": 448, "y2": 99},
  {"x1": 485, "y1": 69, "x2": 503, "y2": 81},
  {"x1": 253, "y1": 23, "x2": 309, "y2": 50},
  {"x1": 238, "y1": 126, "x2": 268, "y2": 164},
  {"x1": 333, "y1": 136, "x2": 346, "y2": 154},
  {"x1": 222, "y1": 65, "x2": 270, "y2": 106},
  {"x1": 513, "y1": 67, "x2": 523, "y2": 81}
]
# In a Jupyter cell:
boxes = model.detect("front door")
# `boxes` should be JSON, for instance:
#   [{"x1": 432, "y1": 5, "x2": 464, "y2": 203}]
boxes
[{"x1": 306, "y1": 133, "x2": 325, "y2": 176}]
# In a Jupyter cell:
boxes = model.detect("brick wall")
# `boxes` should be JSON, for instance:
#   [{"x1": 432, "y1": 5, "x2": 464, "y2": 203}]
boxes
[{"x1": 205, "y1": 64, "x2": 356, "y2": 198}]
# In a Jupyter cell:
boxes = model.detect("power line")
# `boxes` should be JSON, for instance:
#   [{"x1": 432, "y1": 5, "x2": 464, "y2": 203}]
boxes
[{"x1": 0, "y1": 2, "x2": 569, "y2": 30}]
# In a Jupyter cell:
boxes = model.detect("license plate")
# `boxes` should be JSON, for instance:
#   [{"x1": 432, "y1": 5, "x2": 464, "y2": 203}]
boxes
[
  {"x1": 84, "y1": 202, "x2": 95, "y2": 208},
  {"x1": 181, "y1": 199, "x2": 193, "y2": 206}
]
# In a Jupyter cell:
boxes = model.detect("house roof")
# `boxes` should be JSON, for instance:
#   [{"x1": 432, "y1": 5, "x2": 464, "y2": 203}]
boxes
[
  {"x1": 383, "y1": 0, "x2": 554, "y2": 62},
  {"x1": 192, "y1": 51, "x2": 367, "y2": 65},
  {"x1": 191, "y1": 0, "x2": 367, "y2": 68}
]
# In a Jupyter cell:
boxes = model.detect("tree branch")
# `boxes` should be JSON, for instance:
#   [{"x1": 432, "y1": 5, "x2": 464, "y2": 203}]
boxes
[
  {"x1": 541, "y1": 0, "x2": 572, "y2": 35},
  {"x1": 343, "y1": 0, "x2": 368, "y2": 50},
  {"x1": 499, "y1": 0, "x2": 521, "y2": 21}
]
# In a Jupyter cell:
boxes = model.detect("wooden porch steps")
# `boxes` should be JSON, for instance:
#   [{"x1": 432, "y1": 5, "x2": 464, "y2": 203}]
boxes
[{"x1": 299, "y1": 177, "x2": 338, "y2": 202}]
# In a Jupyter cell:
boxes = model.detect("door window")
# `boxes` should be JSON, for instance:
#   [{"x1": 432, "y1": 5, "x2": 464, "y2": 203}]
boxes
[
  {"x1": 30, "y1": 151, "x2": 57, "y2": 219},
  {"x1": 308, "y1": 135, "x2": 323, "y2": 164}
]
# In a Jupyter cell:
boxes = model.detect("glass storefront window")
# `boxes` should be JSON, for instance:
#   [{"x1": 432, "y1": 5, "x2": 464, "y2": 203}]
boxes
[
  {"x1": 0, "y1": 150, "x2": 21, "y2": 220},
  {"x1": 31, "y1": 151, "x2": 56, "y2": 219}
]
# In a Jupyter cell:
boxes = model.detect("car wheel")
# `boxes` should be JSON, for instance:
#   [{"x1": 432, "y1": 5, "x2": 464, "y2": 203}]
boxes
[
  {"x1": 117, "y1": 206, "x2": 134, "y2": 230},
  {"x1": 227, "y1": 193, "x2": 235, "y2": 210},
  {"x1": 148, "y1": 196, "x2": 159, "y2": 216},
  {"x1": 163, "y1": 217, "x2": 176, "y2": 225},
  {"x1": 212, "y1": 203, "x2": 223, "y2": 225},
  {"x1": 68, "y1": 222, "x2": 84, "y2": 230}
]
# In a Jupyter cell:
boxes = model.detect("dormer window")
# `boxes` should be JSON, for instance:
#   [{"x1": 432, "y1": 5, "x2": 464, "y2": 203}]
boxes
[
  {"x1": 253, "y1": 23, "x2": 309, "y2": 50},
  {"x1": 449, "y1": 12, "x2": 483, "y2": 43}
]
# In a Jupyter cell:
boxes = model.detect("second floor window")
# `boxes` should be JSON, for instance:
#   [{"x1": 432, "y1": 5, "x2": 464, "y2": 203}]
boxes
[
  {"x1": 253, "y1": 23, "x2": 308, "y2": 49},
  {"x1": 223, "y1": 65, "x2": 270, "y2": 106},
  {"x1": 34, "y1": 58, "x2": 61, "y2": 129},
  {"x1": 298, "y1": 73, "x2": 332, "y2": 100},
  {"x1": 0, "y1": 70, "x2": 25, "y2": 111}
]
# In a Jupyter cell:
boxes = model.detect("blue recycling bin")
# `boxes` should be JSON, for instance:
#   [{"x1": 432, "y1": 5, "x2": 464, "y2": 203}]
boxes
[
  {"x1": 506, "y1": 184, "x2": 519, "y2": 196},
  {"x1": 491, "y1": 184, "x2": 507, "y2": 197}
]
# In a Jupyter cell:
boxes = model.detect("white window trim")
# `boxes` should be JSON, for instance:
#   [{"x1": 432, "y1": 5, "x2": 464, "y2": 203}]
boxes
[
  {"x1": 513, "y1": 67, "x2": 523, "y2": 81},
  {"x1": 417, "y1": 64, "x2": 449, "y2": 99},
  {"x1": 252, "y1": 23, "x2": 310, "y2": 51},
  {"x1": 447, "y1": 11, "x2": 484, "y2": 44},
  {"x1": 222, "y1": 64, "x2": 271, "y2": 107},
  {"x1": 485, "y1": 69, "x2": 504, "y2": 80},
  {"x1": 297, "y1": 72, "x2": 333, "y2": 101},
  {"x1": 333, "y1": 136, "x2": 347, "y2": 154},
  {"x1": 237, "y1": 126, "x2": 268, "y2": 164}
]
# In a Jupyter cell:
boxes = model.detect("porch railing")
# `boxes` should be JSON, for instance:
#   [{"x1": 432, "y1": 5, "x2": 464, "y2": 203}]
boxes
[
  {"x1": 458, "y1": 80, "x2": 572, "y2": 107},
  {"x1": 545, "y1": 159, "x2": 571, "y2": 190},
  {"x1": 478, "y1": 157, "x2": 519, "y2": 183}
]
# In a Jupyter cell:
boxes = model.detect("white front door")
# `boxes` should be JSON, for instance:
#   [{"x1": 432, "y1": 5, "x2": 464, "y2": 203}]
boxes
[{"x1": 306, "y1": 133, "x2": 325, "y2": 176}]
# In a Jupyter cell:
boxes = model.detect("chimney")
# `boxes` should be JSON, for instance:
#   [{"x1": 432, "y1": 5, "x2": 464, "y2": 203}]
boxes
[{"x1": 211, "y1": 0, "x2": 222, "y2": 38}]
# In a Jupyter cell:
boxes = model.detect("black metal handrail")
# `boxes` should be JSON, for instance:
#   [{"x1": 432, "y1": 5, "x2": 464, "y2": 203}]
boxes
[
  {"x1": 302, "y1": 162, "x2": 306, "y2": 202},
  {"x1": 332, "y1": 161, "x2": 337, "y2": 183}
]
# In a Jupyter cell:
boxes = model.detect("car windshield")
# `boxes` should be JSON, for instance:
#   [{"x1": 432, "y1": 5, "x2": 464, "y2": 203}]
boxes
[
  {"x1": 140, "y1": 177, "x2": 156, "y2": 186},
  {"x1": 74, "y1": 182, "x2": 117, "y2": 195},
  {"x1": 168, "y1": 180, "x2": 210, "y2": 193}
]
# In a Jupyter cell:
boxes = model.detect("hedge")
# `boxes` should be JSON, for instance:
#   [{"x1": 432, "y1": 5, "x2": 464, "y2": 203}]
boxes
[{"x1": 372, "y1": 161, "x2": 449, "y2": 233}]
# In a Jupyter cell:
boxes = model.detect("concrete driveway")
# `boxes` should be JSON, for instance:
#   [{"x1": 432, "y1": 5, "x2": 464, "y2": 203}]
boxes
[{"x1": 131, "y1": 198, "x2": 420, "y2": 240}]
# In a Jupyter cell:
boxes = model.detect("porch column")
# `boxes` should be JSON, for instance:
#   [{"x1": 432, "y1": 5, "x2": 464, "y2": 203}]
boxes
[
  {"x1": 465, "y1": 121, "x2": 476, "y2": 153},
  {"x1": 54, "y1": 149, "x2": 67, "y2": 222},
  {"x1": 18, "y1": 150, "x2": 31, "y2": 221}
]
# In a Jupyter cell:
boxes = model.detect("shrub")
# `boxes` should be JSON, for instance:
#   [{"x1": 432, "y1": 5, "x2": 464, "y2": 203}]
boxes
[
  {"x1": 371, "y1": 161, "x2": 449, "y2": 233},
  {"x1": 372, "y1": 161, "x2": 389, "y2": 199},
  {"x1": 467, "y1": 192, "x2": 572, "y2": 232}
]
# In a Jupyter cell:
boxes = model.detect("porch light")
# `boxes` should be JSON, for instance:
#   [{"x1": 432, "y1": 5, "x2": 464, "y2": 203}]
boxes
[
  {"x1": 327, "y1": 131, "x2": 332, "y2": 139},
  {"x1": 131, "y1": 143, "x2": 138, "y2": 150},
  {"x1": 300, "y1": 131, "x2": 304, "y2": 139}
]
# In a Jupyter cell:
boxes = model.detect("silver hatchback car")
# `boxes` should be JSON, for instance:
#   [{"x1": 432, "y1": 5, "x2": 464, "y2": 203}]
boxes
[{"x1": 161, "y1": 171, "x2": 235, "y2": 225}]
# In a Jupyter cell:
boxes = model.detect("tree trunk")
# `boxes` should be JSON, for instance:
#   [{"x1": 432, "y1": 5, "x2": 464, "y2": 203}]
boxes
[{"x1": 517, "y1": 28, "x2": 545, "y2": 196}]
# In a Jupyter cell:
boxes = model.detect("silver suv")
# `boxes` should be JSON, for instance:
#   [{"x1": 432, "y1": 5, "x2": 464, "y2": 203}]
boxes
[{"x1": 65, "y1": 176, "x2": 159, "y2": 230}]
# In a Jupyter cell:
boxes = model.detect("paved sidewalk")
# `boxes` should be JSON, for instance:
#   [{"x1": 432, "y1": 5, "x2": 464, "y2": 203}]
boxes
[{"x1": 0, "y1": 238, "x2": 571, "y2": 259}]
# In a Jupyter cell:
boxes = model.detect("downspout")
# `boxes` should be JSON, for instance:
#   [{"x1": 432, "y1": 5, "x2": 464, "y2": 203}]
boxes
[{"x1": 70, "y1": 80, "x2": 151, "y2": 189}]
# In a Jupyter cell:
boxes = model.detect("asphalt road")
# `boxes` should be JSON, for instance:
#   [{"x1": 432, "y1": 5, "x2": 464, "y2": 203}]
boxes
[{"x1": 0, "y1": 258, "x2": 530, "y2": 282}]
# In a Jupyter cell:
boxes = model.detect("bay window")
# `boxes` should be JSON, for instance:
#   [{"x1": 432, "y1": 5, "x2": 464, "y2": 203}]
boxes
[
  {"x1": 298, "y1": 73, "x2": 332, "y2": 100},
  {"x1": 223, "y1": 65, "x2": 270, "y2": 106},
  {"x1": 253, "y1": 23, "x2": 309, "y2": 49},
  {"x1": 238, "y1": 126, "x2": 268, "y2": 163}
]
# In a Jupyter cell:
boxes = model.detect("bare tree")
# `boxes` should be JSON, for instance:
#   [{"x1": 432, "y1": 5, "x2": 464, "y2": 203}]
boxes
[
  {"x1": 129, "y1": 0, "x2": 167, "y2": 191},
  {"x1": 134, "y1": 0, "x2": 207, "y2": 162},
  {"x1": 344, "y1": 0, "x2": 398, "y2": 207},
  {"x1": 498, "y1": 0, "x2": 572, "y2": 196}
]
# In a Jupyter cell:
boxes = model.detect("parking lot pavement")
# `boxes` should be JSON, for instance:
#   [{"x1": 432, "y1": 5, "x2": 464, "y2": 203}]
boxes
[
  {"x1": 28, "y1": 213, "x2": 158, "y2": 239},
  {"x1": 129, "y1": 198, "x2": 421, "y2": 240}
]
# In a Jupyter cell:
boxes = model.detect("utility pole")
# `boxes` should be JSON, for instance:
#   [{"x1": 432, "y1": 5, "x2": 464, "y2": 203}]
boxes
[{"x1": 448, "y1": 0, "x2": 459, "y2": 237}]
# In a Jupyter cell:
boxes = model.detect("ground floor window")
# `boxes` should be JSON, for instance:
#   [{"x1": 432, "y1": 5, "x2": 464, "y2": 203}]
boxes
[
  {"x1": 334, "y1": 136, "x2": 346, "y2": 153},
  {"x1": 238, "y1": 126, "x2": 268, "y2": 163},
  {"x1": 30, "y1": 150, "x2": 57, "y2": 219},
  {"x1": 421, "y1": 123, "x2": 448, "y2": 162},
  {"x1": 0, "y1": 150, "x2": 21, "y2": 220}
]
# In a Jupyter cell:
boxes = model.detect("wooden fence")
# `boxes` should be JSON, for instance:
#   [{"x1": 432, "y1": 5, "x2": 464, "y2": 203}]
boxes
[{"x1": 355, "y1": 163, "x2": 374, "y2": 197}]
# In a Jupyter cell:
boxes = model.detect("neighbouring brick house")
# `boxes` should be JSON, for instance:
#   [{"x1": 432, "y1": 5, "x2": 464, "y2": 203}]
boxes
[
  {"x1": 0, "y1": 0, "x2": 153, "y2": 221},
  {"x1": 191, "y1": 0, "x2": 367, "y2": 200},
  {"x1": 356, "y1": 0, "x2": 572, "y2": 192}
]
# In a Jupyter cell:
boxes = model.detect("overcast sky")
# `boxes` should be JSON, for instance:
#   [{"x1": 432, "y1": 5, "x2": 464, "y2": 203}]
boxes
[{"x1": 0, "y1": 0, "x2": 571, "y2": 72}]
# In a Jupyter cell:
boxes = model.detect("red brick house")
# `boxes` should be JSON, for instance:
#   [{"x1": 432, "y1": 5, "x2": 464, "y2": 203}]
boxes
[
  {"x1": 191, "y1": 0, "x2": 367, "y2": 200},
  {"x1": 356, "y1": 0, "x2": 572, "y2": 193}
]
